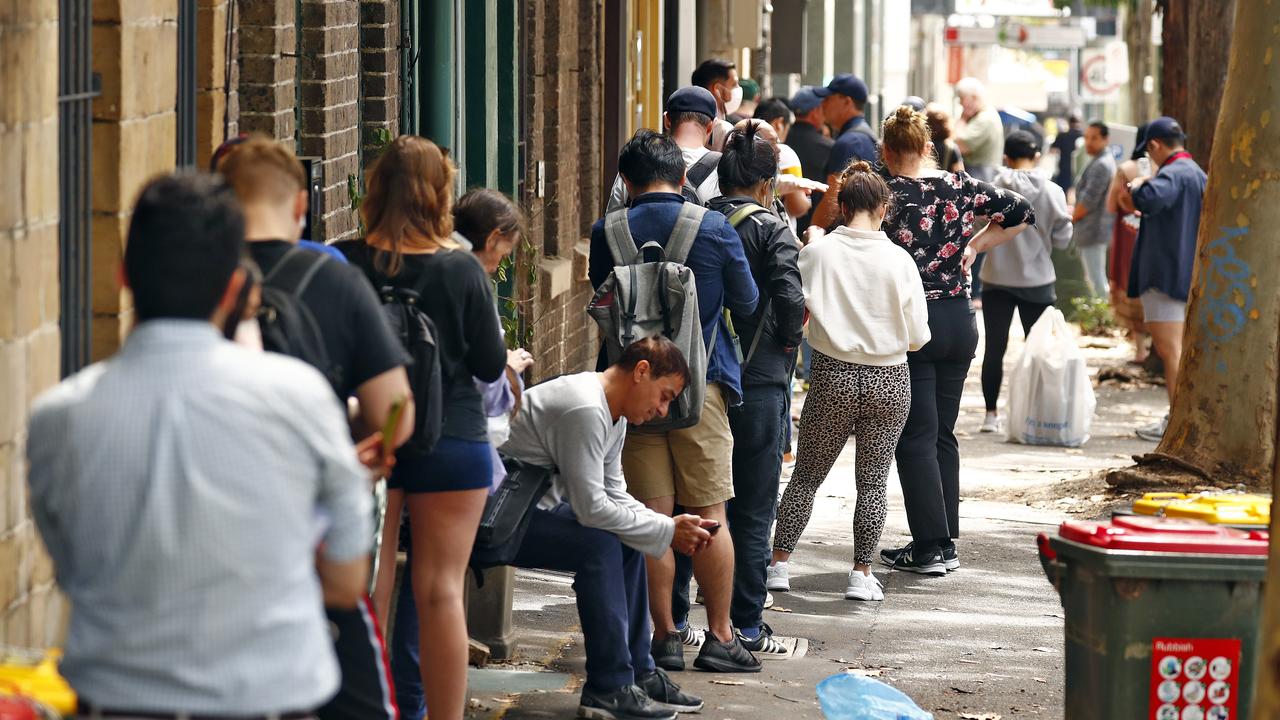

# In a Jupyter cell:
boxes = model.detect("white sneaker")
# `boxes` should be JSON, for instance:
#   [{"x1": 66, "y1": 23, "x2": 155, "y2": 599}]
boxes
[
  {"x1": 766, "y1": 562, "x2": 790, "y2": 592},
  {"x1": 678, "y1": 624, "x2": 704, "y2": 649},
  {"x1": 844, "y1": 569, "x2": 884, "y2": 602},
  {"x1": 1136, "y1": 415, "x2": 1169, "y2": 442},
  {"x1": 763, "y1": 591, "x2": 774, "y2": 609},
  {"x1": 979, "y1": 414, "x2": 1001, "y2": 434}
]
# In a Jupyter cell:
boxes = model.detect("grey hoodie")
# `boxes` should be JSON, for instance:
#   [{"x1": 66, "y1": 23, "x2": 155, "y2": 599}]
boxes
[{"x1": 981, "y1": 168, "x2": 1073, "y2": 288}]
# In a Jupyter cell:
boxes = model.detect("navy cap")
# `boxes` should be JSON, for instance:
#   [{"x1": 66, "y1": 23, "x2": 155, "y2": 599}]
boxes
[
  {"x1": 902, "y1": 96, "x2": 927, "y2": 112},
  {"x1": 1143, "y1": 116, "x2": 1185, "y2": 148},
  {"x1": 665, "y1": 86, "x2": 718, "y2": 119},
  {"x1": 814, "y1": 74, "x2": 869, "y2": 103},
  {"x1": 790, "y1": 87, "x2": 823, "y2": 114}
]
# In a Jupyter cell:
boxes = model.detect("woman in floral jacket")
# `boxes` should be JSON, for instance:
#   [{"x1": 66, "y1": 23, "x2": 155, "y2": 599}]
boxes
[{"x1": 874, "y1": 106, "x2": 1034, "y2": 577}]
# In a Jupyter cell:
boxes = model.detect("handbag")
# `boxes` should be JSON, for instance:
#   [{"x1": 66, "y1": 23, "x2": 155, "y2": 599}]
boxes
[{"x1": 469, "y1": 455, "x2": 554, "y2": 586}]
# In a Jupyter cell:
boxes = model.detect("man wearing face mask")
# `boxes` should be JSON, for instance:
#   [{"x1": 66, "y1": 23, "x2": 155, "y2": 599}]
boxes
[
  {"x1": 692, "y1": 58, "x2": 741, "y2": 152},
  {"x1": 809, "y1": 74, "x2": 878, "y2": 231}
]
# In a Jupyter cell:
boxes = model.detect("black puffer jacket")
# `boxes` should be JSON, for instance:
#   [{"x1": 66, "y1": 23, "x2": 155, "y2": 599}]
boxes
[{"x1": 707, "y1": 195, "x2": 806, "y2": 389}]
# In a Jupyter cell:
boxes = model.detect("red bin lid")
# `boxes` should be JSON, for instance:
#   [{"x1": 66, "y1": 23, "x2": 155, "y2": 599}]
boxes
[{"x1": 1058, "y1": 515, "x2": 1270, "y2": 555}]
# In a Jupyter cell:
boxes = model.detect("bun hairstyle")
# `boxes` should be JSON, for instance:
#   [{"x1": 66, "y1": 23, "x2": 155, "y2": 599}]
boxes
[
  {"x1": 837, "y1": 160, "x2": 892, "y2": 221},
  {"x1": 718, "y1": 123, "x2": 779, "y2": 195},
  {"x1": 881, "y1": 105, "x2": 932, "y2": 160}
]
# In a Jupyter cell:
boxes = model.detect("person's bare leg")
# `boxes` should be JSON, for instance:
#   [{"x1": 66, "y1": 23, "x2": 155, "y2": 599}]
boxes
[
  {"x1": 642, "y1": 495, "x2": 677, "y2": 636},
  {"x1": 686, "y1": 501, "x2": 734, "y2": 643},
  {"x1": 1148, "y1": 321, "x2": 1184, "y2": 403},
  {"x1": 407, "y1": 488, "x2": 488, "y2": 720},
  {"x1": 371, "y1": 488, "x2": 405, "y2": 628},
  {"x1": 771, "y1": 549, "x2": 791, "y2": 565},
  {"x1": 1132, "y1": 326, "x2": 1150, "y2": 363}
]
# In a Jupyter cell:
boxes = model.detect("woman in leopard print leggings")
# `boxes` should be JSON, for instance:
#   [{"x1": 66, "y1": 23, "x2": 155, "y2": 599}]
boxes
[{"x1": 768, "y1": 161, "x2": 931, "y2": 601}]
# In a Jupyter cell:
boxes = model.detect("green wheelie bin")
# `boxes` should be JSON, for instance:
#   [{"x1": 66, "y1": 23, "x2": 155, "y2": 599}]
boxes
[{"x1": 1038, "y1": 515, "x2": 1268, "y2": 719}]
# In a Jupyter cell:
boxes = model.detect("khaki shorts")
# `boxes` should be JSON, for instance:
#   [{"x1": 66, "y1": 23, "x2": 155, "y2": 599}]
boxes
[{"x1": 622, "y1": 383, "x2": 735, "y2": 508}]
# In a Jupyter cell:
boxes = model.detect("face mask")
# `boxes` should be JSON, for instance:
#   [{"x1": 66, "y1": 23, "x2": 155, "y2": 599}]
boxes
[{"x1": 724, "y1": 85, "x2": 744, "y2": 115}]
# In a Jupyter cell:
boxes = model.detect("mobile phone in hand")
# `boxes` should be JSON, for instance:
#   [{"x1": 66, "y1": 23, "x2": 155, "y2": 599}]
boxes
[
  {"x1": 381, "y1": 396, "x2": 408, "y2": 457},
  {"x1": 706, "y1": 521, "x2": 721, "y2": 536}
]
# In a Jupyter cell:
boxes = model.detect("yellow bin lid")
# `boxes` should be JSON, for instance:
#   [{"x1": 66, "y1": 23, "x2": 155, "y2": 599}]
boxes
[
  {"x1": 1132, "y1": 492, "x2": 1191, "y2": 516},
  {"x1": 1163, "y1": 493, "x2": 1270, "y2": 526}
]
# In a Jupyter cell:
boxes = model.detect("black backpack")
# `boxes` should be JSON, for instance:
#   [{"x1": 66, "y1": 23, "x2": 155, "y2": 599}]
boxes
[
  {"x1": 258, "y1": 247, "x2": 343, "y2": 394},
  {"x1": 375, "y1": 270, "x2": 444, "y2": 457},
  {"x1": 469, "y1": 455, "x2": 554, "y2": 586},
  {"x1": 681, "y1": 151, "x2": 721, "y2": 205}
]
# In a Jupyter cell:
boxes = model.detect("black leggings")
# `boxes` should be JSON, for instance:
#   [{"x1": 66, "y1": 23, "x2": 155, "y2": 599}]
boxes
[{"x1": 981, "y1": 288, "x2": 1051, "y2": 411}]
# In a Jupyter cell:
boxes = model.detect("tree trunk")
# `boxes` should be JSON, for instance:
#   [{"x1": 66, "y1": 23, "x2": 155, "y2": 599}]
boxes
[
  {"x1": 1126, "y1": 0, "x2": 1158, "y2": 123},
  {"x1": 1149, "y1": 0, "x2": 1280, "y2": 491},
  {"x1": 1160, "y1": 0, "x2": 1235, "y2": 159}
]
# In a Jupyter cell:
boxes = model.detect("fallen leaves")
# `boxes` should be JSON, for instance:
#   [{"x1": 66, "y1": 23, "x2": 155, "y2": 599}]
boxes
[
  {"x1": 959, "y1": 713, "x2": 1003, "y2": 720},
  {"x1": 710, "y1": 680, "x2": 745, "y2": 686}
]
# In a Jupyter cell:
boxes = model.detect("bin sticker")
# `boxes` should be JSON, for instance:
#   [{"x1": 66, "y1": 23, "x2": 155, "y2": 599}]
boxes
[{"x1": 1150, "y1": 638, "x2": 1241, "y2": 719}]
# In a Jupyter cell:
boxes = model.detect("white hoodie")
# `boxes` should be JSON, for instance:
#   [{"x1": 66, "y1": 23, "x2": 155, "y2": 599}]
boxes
[{"x1": 799, "y1": 226, "x2": 932, "y2": 366}]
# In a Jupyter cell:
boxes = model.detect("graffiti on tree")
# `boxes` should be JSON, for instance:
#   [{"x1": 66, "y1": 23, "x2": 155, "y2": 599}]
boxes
[{"x1": 1197, "y1": 224, "x2": 1259, "y2": 373}]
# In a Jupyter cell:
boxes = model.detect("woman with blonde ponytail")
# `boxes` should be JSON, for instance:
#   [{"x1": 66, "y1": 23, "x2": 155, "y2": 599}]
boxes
[
  {"x1": 338, "y1": 135, "x2": 508, "y2": 720},
  {"x1": 875, "y1": 106, "x2": 1034, "y2": 578}
]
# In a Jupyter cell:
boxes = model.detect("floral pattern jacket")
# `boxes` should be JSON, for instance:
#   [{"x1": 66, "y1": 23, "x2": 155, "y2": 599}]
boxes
[{"x1": 883, "y1": 170, "x2": 1035, "y2": 300}]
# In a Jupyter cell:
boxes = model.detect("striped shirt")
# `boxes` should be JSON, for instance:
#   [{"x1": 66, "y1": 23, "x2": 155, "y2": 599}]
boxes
[{"x1": 27, "y1": 320, "x2": 372, "y2": 714}]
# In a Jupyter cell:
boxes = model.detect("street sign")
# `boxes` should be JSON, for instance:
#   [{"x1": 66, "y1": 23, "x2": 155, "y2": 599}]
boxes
[
  {"x1": 1079, "y1": 41, "x2": 1129, "y2": 101},
  {"x1": 945, "y1": 20, "x2": 1087, "y2": 48}
]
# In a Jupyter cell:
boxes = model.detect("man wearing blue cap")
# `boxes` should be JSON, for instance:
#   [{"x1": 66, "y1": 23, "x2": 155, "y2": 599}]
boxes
[
  {"x1": 1124, "y1": 116, "x2": 1206, "y2": 442},
  {"x1": 605, "y1": 86, "x2": 725, "y2": 214},
  {"x1": 809, "y1": 74, "x2": 878, "y2": 230},
  {"x1": 786, "y1": 86, "x2": 835, "y2": 234}
]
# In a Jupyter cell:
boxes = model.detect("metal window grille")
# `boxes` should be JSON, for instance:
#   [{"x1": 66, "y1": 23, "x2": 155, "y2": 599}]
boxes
[
  {"x1": 57, "y1": 0, "x2": 97, "y2": 376},
  {"x1": 176, "y1": 0, "x2": 197, "y2": 167}
]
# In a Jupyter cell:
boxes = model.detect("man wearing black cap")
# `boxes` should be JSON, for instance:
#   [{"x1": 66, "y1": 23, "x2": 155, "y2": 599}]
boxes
[
  {"x1": 809, "y1": 74, "x2": 878, "y2": 230},
  {"x1": 1125, "y1": 116, "x2": 1206, "y2": 442},
  {"x1": 786, "y1": 86, "x2": 835, "y2": 234},
  {"x1": 605, "y1": 86, "x2": 724, "y2": 214}
]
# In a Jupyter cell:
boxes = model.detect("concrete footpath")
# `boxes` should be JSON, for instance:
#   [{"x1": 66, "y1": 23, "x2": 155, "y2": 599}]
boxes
[{"x1": 464, "y1": 323, "x2": 1167, "y2": 719}]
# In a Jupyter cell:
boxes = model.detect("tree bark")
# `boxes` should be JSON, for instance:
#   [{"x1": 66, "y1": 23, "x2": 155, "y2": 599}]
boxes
[
  {"x1": 1150, "y1": 0, "x2": 1280, "y2": 492},
  {"x1": 1159, "y1": 0, "x2": 1235, "y2": 159},
  {"x1": 1125, "y1": 0, "x2": 1158, "y2": 123}
]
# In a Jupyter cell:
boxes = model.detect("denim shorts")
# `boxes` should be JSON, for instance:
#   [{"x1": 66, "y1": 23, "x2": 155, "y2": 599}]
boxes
[
  {"x1": 389, "y1": 436, "x2": 493, "y2": 493},
  {"x1": 1141, "y1": 289, "x2": 1187, "y2": 323}
]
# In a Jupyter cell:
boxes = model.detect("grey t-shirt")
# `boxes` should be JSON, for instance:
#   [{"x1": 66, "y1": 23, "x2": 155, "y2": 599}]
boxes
[
  {"x1": 499, "y1": 372, "x2": 675, "y2": 557},
  {"x1": 1075, "y1": 152, "x2": 1117, "y2": 247}
]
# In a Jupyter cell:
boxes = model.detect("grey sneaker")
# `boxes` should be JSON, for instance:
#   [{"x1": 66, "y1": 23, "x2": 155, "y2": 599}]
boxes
[
  {"x1": 1136, "y1": 415, "x2": 1168, "y2": 442},
  {"x1": 637, "y1": 668, "x2": 703, "y2": 713},
  {"x1": 579, "y1": 684, "x2": 677, "y2": 720},
  {"x1": 650, "y1": 632, "x2": 684, "y2": 672},
  {"x1": 693, "y1": 634, "x2": 762, "y2": 673}
]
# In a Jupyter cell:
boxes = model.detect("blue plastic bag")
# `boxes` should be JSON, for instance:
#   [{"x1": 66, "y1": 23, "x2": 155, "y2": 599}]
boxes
[{"x1": 816, "y1": 673, "x2": 934, "y2": 720}]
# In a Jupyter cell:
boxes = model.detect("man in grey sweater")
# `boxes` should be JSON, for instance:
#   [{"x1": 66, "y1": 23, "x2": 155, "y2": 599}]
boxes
[{"x1": 500, "y1": 337, "x2": 717, "y2": 720}]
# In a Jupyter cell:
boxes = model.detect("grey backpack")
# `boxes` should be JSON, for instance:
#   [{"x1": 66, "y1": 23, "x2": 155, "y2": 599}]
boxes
[{"x1": 588, "y1": 203, "x2": 713, "y2": 431}]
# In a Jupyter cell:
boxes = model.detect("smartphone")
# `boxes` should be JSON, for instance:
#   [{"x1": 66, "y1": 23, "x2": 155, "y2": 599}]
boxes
[
  {"x1": 381, "y1": 395, "x2": 408, "y2": 457},
  {"x1": 706, "y1": 521, "x2": 721, "y2": 536}
]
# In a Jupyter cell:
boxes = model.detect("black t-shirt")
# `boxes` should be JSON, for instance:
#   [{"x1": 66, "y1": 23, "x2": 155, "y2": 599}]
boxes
[
  {"x1": 1052, "y1": 129, "x2": 1082, "y2": 188},
  {"x1": 249, "y1": 240, "x2": 409, "y2": 400},
  {"x1": 336, "y1": 240, "x2": 507, "y2": 442}
]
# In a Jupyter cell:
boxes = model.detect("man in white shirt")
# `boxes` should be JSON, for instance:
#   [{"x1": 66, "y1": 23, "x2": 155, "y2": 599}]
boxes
[
  {"x1": 606, "y1": 87, "x2": 724, "y2": 213},
  {"x1": 27, "y1": 173, "x2": 373, "y2": 717},
  {"x1": 501, "y1": 337, "x2": 718, "y2": 720}
]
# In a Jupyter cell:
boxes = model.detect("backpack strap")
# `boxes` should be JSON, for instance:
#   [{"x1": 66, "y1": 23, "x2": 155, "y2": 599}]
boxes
[
  {"x1": 686, "y1": 151, "x2": 721, "y2": 191},
  {"x1": 263, "y1": 246, "x2": 329, "y2": 296},
  {"x1": 724, "y1": 202, "x2": 775, "y2": 369},
  {"x1": 604, "y1": 209, "x2": 639, "y2": 266},
  {"x1": 743, "y1": 299, "x2": 773, "y2": 368},
  {"x1": 664, "y1": 203, "x2": 708, "y2": 265},
  {"x1": 727, "y1": 202, "x2": 769, "y2": 228}
]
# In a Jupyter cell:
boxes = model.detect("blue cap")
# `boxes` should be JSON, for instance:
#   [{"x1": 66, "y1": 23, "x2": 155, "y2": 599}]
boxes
[
  {"x1": 902, "y1": 96, "x2": 927, "y2": 112},
  {"x1": 814, "y1": 74, "x2": 869, "y2": 103},
  {"x1": 790, "y1": 86, "x2": 823, "y2": 114},
  {"x1": 665, "y1": 86, "x2": 718, "y2": 119},
  {"x1": 1135, "y1": 116, "x2": 1184, "y2": 156}
]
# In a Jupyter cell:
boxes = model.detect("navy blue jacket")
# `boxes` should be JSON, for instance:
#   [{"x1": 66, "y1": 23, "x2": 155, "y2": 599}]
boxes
[
  {"x1": 590, "y1": 193, "x2": 760, "y2": 405},
  {"x1": 1128, "y1": 156, "x2": 1207, "y2": 301},
  {"x1": 825, "y1": 116, "x2": 878, "y2": 177}
]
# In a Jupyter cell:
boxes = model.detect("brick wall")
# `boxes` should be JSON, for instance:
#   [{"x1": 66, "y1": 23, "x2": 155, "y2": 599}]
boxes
[
  {"x1": 360, "y1": 0, "x2": 399, "y2": 163},
  {"x1": 299, "y1": 0, "x2": 361, "y2": 242},
  {"x1": 523, "y1": 0, "x2": 603, "y2": 383},
  {"x1": 91, "y1": 0, "x2": 179, "y2": 359},
  {"x1": 195, "y1": 0, "x2": 238, "y2": 166},
  {"x1": 237, "y1": 0, "x2": 295, "y2": 141},
  {"x1": 0, "y1": 0, "x2": 68, "y2": 647}
]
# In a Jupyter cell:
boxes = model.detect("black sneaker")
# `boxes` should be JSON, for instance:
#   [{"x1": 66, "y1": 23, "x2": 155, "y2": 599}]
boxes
[
  {"x1": 579, "y1": 684, "x2": 678, "y2": 720},
  {"x1": 637, "y1": 668, "x2": 704, "y2": 713},
  {"x1": 651, "y1": 632, "x2": 684, "y2": 672},
  {"x1": 736, "y1": 622, "x2": 791, "y2": 660},
  {"x1": 882, "y1": 543, "x2": 947, "y2": 576},
  {"x1": 692, "y1": 633, "x2": 762, "y2": 673},
  {"x1": 941, "y1": 543, "x2": 960, "y2": 572}
]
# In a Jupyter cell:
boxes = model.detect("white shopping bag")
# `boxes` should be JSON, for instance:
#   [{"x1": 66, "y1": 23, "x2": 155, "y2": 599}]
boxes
[{"x1": 1005, "y1": 307, "x2": 1097, "y2": 447}]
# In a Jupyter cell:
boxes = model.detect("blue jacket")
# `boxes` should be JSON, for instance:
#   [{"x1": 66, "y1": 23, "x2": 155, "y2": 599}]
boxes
[
  {"x1": 589, "y1": 192, "x2": 760, "y2": 405},
  {"x1": 825, "y1": 116, "x2": 878, "y2": 177},
  {"x1": 1128, "y1": 156, "x2": 1207, "y2": 301}
]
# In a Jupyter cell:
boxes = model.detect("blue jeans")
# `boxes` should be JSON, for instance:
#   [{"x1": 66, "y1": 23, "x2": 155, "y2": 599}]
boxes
[
  {"x1": 391, "y1": 505, "x2": 654, "y2": 718},
  {"x1": 672, "y1": 384, "x2": 787, "y2": 633},
  {"x1": 1079, "y1": 244, "x2": 1110, "y2": 297}
]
